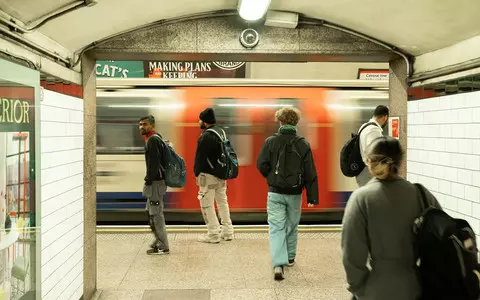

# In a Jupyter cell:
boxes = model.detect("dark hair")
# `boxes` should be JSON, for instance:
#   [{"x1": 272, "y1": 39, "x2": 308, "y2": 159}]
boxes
[
  {"x1": 373, "y1": 105, "x2": 389, "y2": 117},
  {"x1": 139, "y1": 115, "x2": 155, "y2": 124},
  {"x1": 367, "y1": 136, "x2": 403, "y2": 180}
]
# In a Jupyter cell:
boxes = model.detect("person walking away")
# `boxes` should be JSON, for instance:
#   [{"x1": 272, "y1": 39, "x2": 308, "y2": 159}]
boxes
[
  {"x1": 355, "y1": 105, "x2": 389, "y2": 187},
  {"x1": 342, "y1": 136, "x2": 442, "y2": 300},
  {"x1": 256, "y1": 107, "x2": 319, "y2": 280},
  {"x1": 139, "y1": 115, "x2": 170, "y2": 255},
  {"x1": 194, "y1": 108, "x2": 234, "y2": 243}
]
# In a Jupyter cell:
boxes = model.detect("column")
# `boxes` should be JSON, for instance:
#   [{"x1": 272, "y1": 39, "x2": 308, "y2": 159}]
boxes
[
  {"x1": 389, "y1": 58, "x2": 409, "y2": 177},
  {"x1": 82, "y1": 54, "x2": 97, "y2": 300}
]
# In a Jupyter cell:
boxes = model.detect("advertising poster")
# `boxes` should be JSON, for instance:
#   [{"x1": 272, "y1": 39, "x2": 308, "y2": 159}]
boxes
[
  {"x1": 0, "y1": 82, "x2": 35, "y2": 222},
  {"x1": 95, "y1": 60, "x2": 145, "y2": 78},
  {"x1": 144, "y1": 61, "x2": 246, "y2": 78}
]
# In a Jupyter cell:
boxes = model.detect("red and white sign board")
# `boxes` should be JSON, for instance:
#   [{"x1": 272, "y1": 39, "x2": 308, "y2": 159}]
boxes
[
  {"x1": 358, "y1": 69, "x2": 389, "y2": 80},
  {"x1": 389, "y1": 117, "x2": 400, "y2": 139}
]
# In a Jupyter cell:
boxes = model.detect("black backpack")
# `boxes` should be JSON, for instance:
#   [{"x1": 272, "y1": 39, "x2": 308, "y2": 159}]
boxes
[
  {"x1": 340, "y1": 122, "x2": 377, "y2": 177},
  {"x1": 151, "y1": 134, "x2": 187, "y2": 188},
  {"x1": 413, "y1": 183, "x2": 480, "y2": 300},
  {"x1": 270, "y1": 135, "x2": 305, "y2": 189},
  {"x1": 206, "y1": 127, "x2": 239, "y2": 180}
]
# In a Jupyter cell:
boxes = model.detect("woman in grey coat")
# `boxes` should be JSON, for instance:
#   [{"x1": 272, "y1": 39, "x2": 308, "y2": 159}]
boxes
[{"x1": 341, "y1": 136, "x2": 441, "y2": 300}]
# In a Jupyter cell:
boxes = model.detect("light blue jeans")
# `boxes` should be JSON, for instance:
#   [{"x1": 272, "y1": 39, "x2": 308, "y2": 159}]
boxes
[{"x1": 267, "y1": 192, "x2": 302, "y2": 267}]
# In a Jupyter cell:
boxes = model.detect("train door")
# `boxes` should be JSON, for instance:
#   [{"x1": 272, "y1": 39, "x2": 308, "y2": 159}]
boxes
[{"x1": 177, "y1": 86, "x2": 335, "y2": 213}]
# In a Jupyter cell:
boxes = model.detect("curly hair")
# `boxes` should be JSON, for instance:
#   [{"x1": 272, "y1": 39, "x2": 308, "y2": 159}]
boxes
[{"x1": 275, "y1": 107, "x2": 301, "y2": 126}]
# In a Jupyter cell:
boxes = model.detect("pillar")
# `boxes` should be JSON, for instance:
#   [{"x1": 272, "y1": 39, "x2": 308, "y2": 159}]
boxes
[
  {"x1": 82, "y1": 53, "x2": 97, "y2": 300},
  {"x1": 389, "y1": 57, "x2": 409, "y2": 177}
]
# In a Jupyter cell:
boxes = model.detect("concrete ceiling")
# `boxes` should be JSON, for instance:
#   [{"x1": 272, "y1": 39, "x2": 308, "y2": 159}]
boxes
[{"x1": 1, "y1": 0, "x2": 479, "y2": 56}]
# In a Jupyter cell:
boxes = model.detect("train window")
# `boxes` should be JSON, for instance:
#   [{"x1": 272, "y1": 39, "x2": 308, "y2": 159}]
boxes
[
  {"x1": 96, "y1": 96, "x2": 148, "y2": 154},
  {"x1": 213, "y1": 98, "x2": 252, "y2": 165},
  {"x1": 96, "y1": 90, "x2": 184, "y2": 155},
  {"x1": 212, "y1": 97, "x2": 301, "y2": 166}
]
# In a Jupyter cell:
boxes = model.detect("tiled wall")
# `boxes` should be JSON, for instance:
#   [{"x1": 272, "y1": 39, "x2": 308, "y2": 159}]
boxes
[
  {"x1": 40, "y1": 89, "x2": 84, "y2": 300},
  {"x1": 407, "y1": 91, "x2": 480, "y2": 243}
]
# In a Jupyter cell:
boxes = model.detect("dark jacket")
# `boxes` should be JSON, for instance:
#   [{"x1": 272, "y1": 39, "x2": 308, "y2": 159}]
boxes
[
  {"x1": 256, "y1": 126, "x2": 319, "y2": 205},
  {"x1": 144, "y1": 132, "x2": 166, "y2": 185},
  {"x1": 194, "y1": 125, "x2": 223, "y2": 177}
]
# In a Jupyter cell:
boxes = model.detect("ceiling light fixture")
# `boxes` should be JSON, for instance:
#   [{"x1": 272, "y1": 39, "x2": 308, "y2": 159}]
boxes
[
  {"x1": 238, "y1": 0, "x2": 271, "y2": 21},
  {"x1": 264, "y1": 11, "x2": 298, "y2": 28}
]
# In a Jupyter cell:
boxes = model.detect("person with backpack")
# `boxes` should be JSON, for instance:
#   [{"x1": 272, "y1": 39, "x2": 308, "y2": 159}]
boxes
[
  {"x1": 194, "y1": 108, "x2": 235, "y2": 244},
  {"x1": 256, "y1": 107, "x2": 318, "y2": 280},
  {"x1": 139, "y1": 115, "x2": 170, "y2": 255},
  {"x1": 355, "y1": 105, "x2": 389, "y2": 187},
  {"x1": 340, "y1": 105, "x2": 389, "y2": 187},
  {"x1": 341, "y1": 136, "x2": 443, "y2": 300}
]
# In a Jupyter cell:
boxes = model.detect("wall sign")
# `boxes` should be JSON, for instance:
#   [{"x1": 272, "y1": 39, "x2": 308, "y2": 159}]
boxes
[
  {"x1": 389, "y1": 116, "x2": 400, "y2": 139},
  {"x1": 358, "y1": 69, "x2": 389, "y2": 81},
  {"x1": 95, "y1": 61, "x2": 145, "y2": 78},
  {"x1": 144, "y1": 61, "x2": 246, "y2": 78},
  {"x1": 0, "y1": 87, "x2": 35, "y2": 132},
  {"x1": 95, "y1": 60, "x2": 246, "y2": 78}
]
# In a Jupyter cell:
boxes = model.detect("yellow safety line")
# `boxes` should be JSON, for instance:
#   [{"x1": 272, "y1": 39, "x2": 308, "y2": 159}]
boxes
[{"x1": 96, "y1": 227, "x2": 342, "y2": 233}]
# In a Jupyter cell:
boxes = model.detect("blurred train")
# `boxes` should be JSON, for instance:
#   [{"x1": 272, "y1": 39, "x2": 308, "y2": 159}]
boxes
[{"x1": 95, "y1": 82, "x2": 388, "y2": 224}]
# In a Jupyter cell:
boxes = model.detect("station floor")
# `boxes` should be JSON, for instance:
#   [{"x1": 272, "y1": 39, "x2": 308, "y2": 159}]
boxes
[{"x1": 93, "y1": 228, "x2": 351, "y2": 300}]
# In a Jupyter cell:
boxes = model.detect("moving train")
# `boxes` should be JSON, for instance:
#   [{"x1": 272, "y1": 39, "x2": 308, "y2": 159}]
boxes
[{"x1": 95, "y1": 82, "x2": 388, "y2": 224}]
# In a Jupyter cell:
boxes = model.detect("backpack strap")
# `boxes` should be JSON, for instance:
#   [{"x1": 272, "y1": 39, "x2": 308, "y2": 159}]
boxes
[
  {"x1": 358, "y1": 122, "x2": 379, "y2": 136},
  {"x1": 149, "y1": 133, "x2": 168, "y2": 171},
  {"x1": 414, "y1": 183, "x2": 430, "y2": 212},
  {"x1": 287, "y1": 135, "x2": 305, "y2": 147},
  {"x1": 206, "y1": 127, "x2": 226, "y2": 142}
]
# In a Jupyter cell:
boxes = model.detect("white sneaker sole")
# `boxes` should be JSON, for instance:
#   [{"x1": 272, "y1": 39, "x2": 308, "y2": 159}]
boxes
[{"x1": 197, "y1": 239, "x2": 220, "y2": 244}]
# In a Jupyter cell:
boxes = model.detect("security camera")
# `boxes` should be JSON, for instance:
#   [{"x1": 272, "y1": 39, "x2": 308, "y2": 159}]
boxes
[{"x1": 239, "y1": 28, "x2": 259, "y2": 49}]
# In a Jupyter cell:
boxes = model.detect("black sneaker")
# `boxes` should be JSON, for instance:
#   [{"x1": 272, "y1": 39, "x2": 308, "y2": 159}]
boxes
[
  {"x1": 147, "y1": 246, "x2": 170, "y2": 255},
  {"x1": 287, "y1": 259, "x2": 295, "y2": 267},
  {"x1": 274, "y1": 266, "x2": 285, "y2": 280}
]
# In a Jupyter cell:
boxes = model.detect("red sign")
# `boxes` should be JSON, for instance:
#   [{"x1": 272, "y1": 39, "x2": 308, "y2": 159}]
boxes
[{"x1": 389, "y1": 117, "x2": 400, "y2": 139}]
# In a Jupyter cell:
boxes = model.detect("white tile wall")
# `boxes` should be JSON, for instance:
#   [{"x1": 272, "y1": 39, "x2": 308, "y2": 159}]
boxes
[
  {"x1": 407, "y1": 91, "x2": 480, "y2": 245},
  {"x1": 40, "y1": 89, "x2": 83, "y2": 300}
]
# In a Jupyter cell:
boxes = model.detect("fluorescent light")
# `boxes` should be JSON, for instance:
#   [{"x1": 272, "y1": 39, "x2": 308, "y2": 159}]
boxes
[
  {"x1": 264, "y1": 11, "x2": 298, "y2": 28},
  {"x1": 327, "y1": 104, "x2": 377, "y2": 111},
  {"x1": 238, "y1": 0, "x2": 271, "y2": 21},
  {"x1": 218, "y1": 103, "x2": 293, "y2": 108},
  {"x1": 105, "y1": 104, "x2": 185, "y2": 109}
]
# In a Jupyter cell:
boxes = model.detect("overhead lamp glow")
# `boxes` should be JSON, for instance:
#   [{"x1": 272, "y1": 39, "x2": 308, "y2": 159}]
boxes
[
  {"x1": 238, "y1": 0, "x2": 271, "y2": 21},
  {"x1": 218, "y1": 103, "x2": 293, "y2": 108}
]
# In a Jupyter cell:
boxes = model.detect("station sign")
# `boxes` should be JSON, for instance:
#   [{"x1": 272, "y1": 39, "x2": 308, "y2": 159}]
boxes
[
  {"x1": 358, "y1": 69, "x2": 389, "y2": 81},
  {"x1": 96, "y1": 60, "x2": 246, "y2": 79}
]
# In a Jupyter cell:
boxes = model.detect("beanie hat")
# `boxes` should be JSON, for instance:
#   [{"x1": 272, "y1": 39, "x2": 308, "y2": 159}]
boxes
[{"x1": 199, "y1": 108, "x2": 216, "y2": 124}]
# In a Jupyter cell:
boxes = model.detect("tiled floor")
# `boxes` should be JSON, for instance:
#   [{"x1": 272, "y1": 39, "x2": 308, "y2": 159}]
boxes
[{"x1": 95, "y1": 231, "x2": 351, "y2": 300}]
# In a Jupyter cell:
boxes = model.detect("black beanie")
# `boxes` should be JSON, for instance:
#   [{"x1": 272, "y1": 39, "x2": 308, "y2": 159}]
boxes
[{"x1": 199, "y1": 108, "x2": 216, "y2": 124}]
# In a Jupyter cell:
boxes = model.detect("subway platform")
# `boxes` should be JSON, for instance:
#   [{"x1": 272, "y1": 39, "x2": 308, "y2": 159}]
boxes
[{"x1": 92, "y1": 226, "x2": 350, "y2": 300}]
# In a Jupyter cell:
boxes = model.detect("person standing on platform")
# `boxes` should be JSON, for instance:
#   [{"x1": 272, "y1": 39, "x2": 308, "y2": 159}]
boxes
[
  {"x1": 139, "y1": 115, "x2": 170, "y2": 255},
  {"x1": 194, "y1": 108, "x2": 234, "y2": 244},
  {"x1": 256, "y1": 107, "x2": 319, "y2": 280},
  {"x1": 355, "y1": 105, "x2": 389, "y2": 187}
]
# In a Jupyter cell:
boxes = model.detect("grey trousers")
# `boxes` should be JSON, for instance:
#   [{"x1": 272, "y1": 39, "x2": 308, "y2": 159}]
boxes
[{"x1": 143, "y1": 180, "x2": 169, "y2": 250}]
